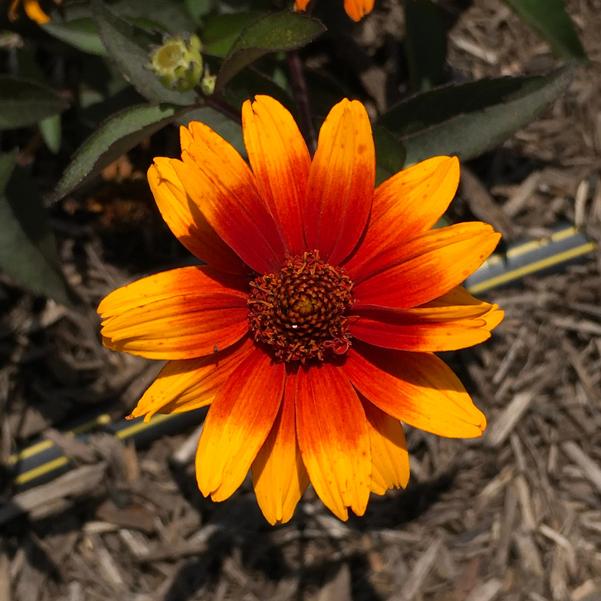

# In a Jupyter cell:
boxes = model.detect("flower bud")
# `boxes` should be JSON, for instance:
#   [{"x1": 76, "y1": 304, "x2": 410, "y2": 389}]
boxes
[
  {"x1": 200, "y1": 71, "x2": 216, "y2": 96},
  {"x1": 149, "y1": 34, "x2": 203, "y2": 93}
]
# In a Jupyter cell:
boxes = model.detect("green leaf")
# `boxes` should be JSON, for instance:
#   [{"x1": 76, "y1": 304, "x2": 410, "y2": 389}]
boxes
[
  {"x1": 0, "y1": 76, "x2": 68, "y2": 130},
  {"x1": 216, "y1": 11, "x2": 325, "y2": 91},
  {"x1": 52, "y1": 104, "x2": 181, "y2": 201},
  {"x1": 304, "y1": 69, "x2": 352, "y2": 117},
  {"x1": 223, "y1": 68, "x2": 291, "y2": 111},
  {"x1": 403, "y1": 0, "x2": 447, "y2": 91},
  {"x1": 379, "y1": 66, "x2": 574, "y2": 166},
  {"x1": 178, "y1": 106, "x2": 244, "y2": 154},
  {"x1": 185, "y1": 0, "x2": 215, "y2": 22},
  {"x1": 202, "y1": 12, "x2": 266, "y2": 58},
  {"x1": 113, "y1": 0, "x2": 194, "y2": 32},
  {"x1": 503, "y1": 0, "x2": 586, "y2": 60},
  {"x1": 13, "y1": 47, "x2": 63, "y2": 152},
  {"x1": 0, "y1": 152, "x2": 71, "y2": 303},
  {"x1": 374, "y1": 125, "x2": 406, "y2": 184},
  {"x1": 91, "y1": 0, "x2": 196, "y2": 105},
  {"x1": 40, "y1": 114, "x2": 62, "y2": 154},
  {"x1": 43, "y1": 17, "x2": 107, "y2": 56},
  {"x1": 44, "y1": 0, "x2": 193, "y2": 55}
]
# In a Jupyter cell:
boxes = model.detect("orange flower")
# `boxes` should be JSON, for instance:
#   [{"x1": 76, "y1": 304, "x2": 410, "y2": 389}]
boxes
[
  {"x1": 98, "y1": 96, "x2": 502, "y2": 524},
  {"x1": 295, "y1": 0, "x2": 374, "y2": 22},
  {"x1": 8, "y1": 0, "x2": 51, "y2": 23}
]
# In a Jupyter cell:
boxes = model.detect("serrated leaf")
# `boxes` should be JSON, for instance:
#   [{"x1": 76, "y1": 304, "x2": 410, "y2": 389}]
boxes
[
  {"x1": 52, "y1": 104, "x2": 181, "y2": 201},
  {"x1": 380, "y1": 66, "x2": 573, "y2": 166},
  {"x1": 0, "y1": 76, "x2": 68, "y2": 130},
  {"x1": 216, "y1": 11, "x2": 325, "y2": 91},
  {"x1": 503, "y1": 0, "x2": 586, "y2": 60},
  {"x1": 0, "y1": 152, "x2": 71, "y2": 303},
  {"x1": 404, "y1": 0, "x2": 447, "y2": 91},
  {"x1": 91, "y1": 0, "x2": 196, "y2": 106}
]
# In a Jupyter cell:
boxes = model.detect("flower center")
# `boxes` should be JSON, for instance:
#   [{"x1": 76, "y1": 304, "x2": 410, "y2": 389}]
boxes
[
  {"x1": 155, "y1": 43, "x2": 184, "y2": 69},
  {"x1": 248, "y1": 251, "x2": 354, "y2": 363}
]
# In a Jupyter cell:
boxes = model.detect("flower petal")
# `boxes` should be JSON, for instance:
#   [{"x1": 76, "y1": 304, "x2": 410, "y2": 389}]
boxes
[
  {"x1": 296, "y1": 363, "x2": 370, "y2": 520},
  {"x1": 149, "y1": 159, "x2": 247, "y2": 275},
  {"x1": 304, "y1": 99, "x2": 375, "y2": 265},
  {"x1": 177, "y1": 121, "x2": 286, "y2": 274},
  {"x1": 129, "y1": 338, "x2": 255, "y2": 421},
  {"x1": 344, "y1": 0, "x2": 374, "y2": 21},
  {"x1": 252, "y1": 376, "x2": 309, "y2": 525},
  {"x1": 363, "y1": 401, "x2": 409, "y2": 494},
  {"x1": 23, "y1": 0, "x2": 50, "y2": 23},
  {"x1": 294, "y1": 0, "x2": 310, "y2": 10},
  {"x1": 344, "y1": 156, "x2": 459, "y2": 279},
  {"x1": 196, "y1": 348, "x2": 285, "y2": 502},
  {"x1": 343, "y1": 345, "x2": 486, "y2": 438},
  {"x1": 353, "y1": 222, "x2": 500, "y2": 308},
  {"x1": 242, "y1": 96, "x2": 311, "y2": 255},
  {"x1": 99, "y1": 267, "x2": 248, "y2": 360},
  {"x1": 351, "y1": 288, "x2": 503, "y2": 351}
]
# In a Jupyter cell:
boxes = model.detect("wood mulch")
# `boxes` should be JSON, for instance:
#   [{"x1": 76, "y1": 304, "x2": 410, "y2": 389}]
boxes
[{"x1": 1, "y1": 0, "x2": 601, "y2": 599}]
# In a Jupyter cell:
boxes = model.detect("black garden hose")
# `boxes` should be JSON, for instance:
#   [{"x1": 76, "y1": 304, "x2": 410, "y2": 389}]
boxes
[{"x1": 4, "y1": 224, "x2": 596, "y2": 491}]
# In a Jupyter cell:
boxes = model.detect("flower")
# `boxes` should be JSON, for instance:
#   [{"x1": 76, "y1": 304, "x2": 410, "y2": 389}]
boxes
[
  {"x1": 8, "y1": 0, "x2": 51, "y2": 24},
  {"x1": 295, "y1": 0, "x2": 374, "y2": 22},
  {"x1": 98, "y1": 95, "x2": 502, "y2": 524}
]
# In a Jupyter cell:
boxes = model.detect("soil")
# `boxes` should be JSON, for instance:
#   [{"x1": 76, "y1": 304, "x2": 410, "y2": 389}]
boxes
[{"x1": 1, "y1": 0, "x2": 601, "y2": 600}]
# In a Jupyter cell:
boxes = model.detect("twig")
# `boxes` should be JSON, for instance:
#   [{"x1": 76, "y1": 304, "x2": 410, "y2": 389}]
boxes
[{"x1": 485, "y1": 391, "x2": 536, "y2": 448}]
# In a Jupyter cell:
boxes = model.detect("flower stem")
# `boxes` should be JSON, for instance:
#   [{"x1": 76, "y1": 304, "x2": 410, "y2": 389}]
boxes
[{"x1": 287, "y1": 50, "x2": 316, "y2": 153}]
